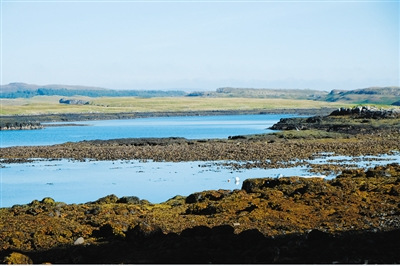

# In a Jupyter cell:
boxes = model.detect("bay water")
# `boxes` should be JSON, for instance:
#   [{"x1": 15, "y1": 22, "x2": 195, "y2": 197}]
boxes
[
  {"x1": 0, "y1": 114, "x2": 296, "y2": 147},
  {"x1": 2, "y1": 153, "x2": 400, "y2": 208},
  {"x1": 1, "y1": 114, "x2": 399, "y2": 207}
]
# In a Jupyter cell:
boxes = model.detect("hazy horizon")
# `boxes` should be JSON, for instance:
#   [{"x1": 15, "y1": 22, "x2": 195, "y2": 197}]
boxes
[
  {"x1": 3, "y1": 81, "x2": 399, "y2": 93},
  {"x1": 1, "y1": 1, "x2": 399, "y2": 91}
]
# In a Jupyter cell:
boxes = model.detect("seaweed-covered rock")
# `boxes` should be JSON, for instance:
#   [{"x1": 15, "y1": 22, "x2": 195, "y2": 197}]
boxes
[
  {"x1": 117, "y1": 196, "x2": 140, "y2": 204},
  {"x1": 185, "y1": 189, "x2": 230, "y2": 203},
  {"x1": 126, "y1": 222, "x2": 163, "y2": 240},
  {"x1": 41, "y1": 197, "x2": 56, "y2": 205},
  {"x1": 3, "y1": 252, "x2": 33, "y2": 264},
  {"x1": 93, "y1": 194, "x2": 119, "y2": 204}
]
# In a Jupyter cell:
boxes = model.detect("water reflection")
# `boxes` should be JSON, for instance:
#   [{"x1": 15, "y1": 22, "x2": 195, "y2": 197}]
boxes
[
  {"x1": 1, "y1": 159, "x2": 308, "y2": 207},
  {"x1": 1, "y1": 152, "x2": 399, "y2": 208},
  {"x1": 1, "y1": 114, "x2": 298, "y2": 147}
]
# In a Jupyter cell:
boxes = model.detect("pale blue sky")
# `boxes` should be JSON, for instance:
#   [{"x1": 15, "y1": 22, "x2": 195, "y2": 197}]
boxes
[{"x1": 1, "y1": 0, "x2": 399, "y2": 91}]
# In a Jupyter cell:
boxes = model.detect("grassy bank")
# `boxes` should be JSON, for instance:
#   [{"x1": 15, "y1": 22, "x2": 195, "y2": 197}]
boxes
[{"x1": 1, "y1": 96, "x2": 352, "y2": 115}]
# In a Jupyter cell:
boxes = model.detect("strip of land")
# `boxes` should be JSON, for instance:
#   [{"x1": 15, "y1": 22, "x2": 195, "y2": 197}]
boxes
[
  {"x1": 0, "y1": 95, "x2": 349, "y2": 116},
  {"x1": 2, "y1": 107, "x2": 400, "y2": 175}
]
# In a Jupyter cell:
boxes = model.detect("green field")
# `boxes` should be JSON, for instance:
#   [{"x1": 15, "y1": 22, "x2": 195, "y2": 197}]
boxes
[{"x1": 0, "y1": 96, "x2": 354, "y2": 115}]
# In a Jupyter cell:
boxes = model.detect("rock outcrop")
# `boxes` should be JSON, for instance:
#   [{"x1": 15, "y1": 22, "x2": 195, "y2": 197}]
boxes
[
  {"x1": 330, "y1": 106, "x2": 400, "y2": 118},
  {"x1": 0, "y1": 122, "x2": 42, "y2": 131},
  {"x1": 59, "y1": 98, "x2": 90, "y2": 105},
  {"x1": 270, "y1": 106, "x2": 400, "y2": 133}
]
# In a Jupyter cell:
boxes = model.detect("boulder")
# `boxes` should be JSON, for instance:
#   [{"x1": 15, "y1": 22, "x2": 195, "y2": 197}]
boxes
[
  {"x1": 117, "y1": 196, "x2": 140, "y2": 204},
  {"x1": 3, "y1": 252, "x2": 33, "y2": 264},
  {"x1": 59, "y1": 98, "x2": 89, "y2": 105}
]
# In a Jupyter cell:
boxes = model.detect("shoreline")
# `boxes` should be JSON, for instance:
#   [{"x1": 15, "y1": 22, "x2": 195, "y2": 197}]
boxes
[
  {"x1": 0, "y1": 107, "x2": 334, "y2": 127},
  {"x1": 2, "y1": 106, "x2": 400, "y2": 173},
  {"x1": 1, "y1": 163, "x2": 400, "y2": 263},
  {"x1": 1, "y1": 106, "x2": 400, "y2": 263}
]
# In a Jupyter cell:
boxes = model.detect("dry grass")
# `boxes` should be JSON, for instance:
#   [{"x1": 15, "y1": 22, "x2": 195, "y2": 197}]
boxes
[{"x1": 1, "y1": 96, "x2": 352, "y2": 115}]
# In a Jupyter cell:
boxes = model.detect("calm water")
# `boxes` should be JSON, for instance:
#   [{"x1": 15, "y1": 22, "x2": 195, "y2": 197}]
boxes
[
  {"x1": 0, "y1": 159, "x2": 308, "y2": 207},
  {"x1": 1, "y1": 153, "x2": 399, "y2": 208},
  {"x1": 0, "y1": 114, "x2": 297, "y2": 147},
  {"x1": 1, "y1": 114, "x2": 399, "y2": 208}
]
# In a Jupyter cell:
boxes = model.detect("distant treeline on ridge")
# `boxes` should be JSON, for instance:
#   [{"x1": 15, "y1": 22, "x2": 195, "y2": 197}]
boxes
[
  {"x1": 0, "y1": 83, "x2": 186, "y2": 98},
  {"x1": 1, "y1": 83, "x2": 400, "y2": 105},
  {"x1": 0, "y1": 88, "x2": 186, "y2": 98}
]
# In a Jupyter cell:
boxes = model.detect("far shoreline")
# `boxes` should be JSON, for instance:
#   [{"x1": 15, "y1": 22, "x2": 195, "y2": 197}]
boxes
[{"x1": 1, "y1": 107, "x2": 335, "y2": 126}]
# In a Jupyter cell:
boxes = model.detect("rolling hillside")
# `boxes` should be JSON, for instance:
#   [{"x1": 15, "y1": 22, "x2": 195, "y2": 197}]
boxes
[
  {"x1": 1, "y1": 83, "x2": 399, "y2": 105},
  {"x1": 326, "y1": 87, "x2": 400, "y2": 105},
  {"x1": 0, "y1": 83, "x2": 186, "y2": 98},
  {"x1": 187, "y1": 87, "x2": 328, "y2": 100}
]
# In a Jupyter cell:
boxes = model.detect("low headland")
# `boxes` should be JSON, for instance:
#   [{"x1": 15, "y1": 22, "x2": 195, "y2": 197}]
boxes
[
  {"x1": 0, "y1": 107, "x2": 334, "y2": 130},
  {"x1": 1, "y1": 106, "x2": 400, "y2": 263}
]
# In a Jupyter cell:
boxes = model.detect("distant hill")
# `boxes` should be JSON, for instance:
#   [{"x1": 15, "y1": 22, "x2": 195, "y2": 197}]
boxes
[
  {"x1": 187, "y1": 87, "x2": 328, "y2": 100},
  {"x1": 2, "y1": 83, "x2": 399, "y2": 106},
  {"x1": 1, "y1": 82, "x2": 109, "y2": 92},
  {"x1": 0, "y1": 83, "x2": 186, "y2": 98},
  {"x1": 326, "y1": 87, "x2": 400, "y2": 105},
  {"x1": 187, "y1": 86, "x2": 400, "y2": 105}
]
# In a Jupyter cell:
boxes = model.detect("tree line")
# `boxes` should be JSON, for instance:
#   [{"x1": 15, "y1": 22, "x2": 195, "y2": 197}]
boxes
[{"x1": 0, "y1": 88, "x2": 186, "y2": 98}]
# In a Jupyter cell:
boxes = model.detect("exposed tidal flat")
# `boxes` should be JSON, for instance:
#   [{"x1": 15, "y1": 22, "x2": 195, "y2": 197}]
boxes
[{"x1": 1, "y1": 106, "x2": 400, "y2": 263}]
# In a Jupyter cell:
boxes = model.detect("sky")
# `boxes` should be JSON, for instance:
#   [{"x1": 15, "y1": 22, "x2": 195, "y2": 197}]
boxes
[{"x1": 1, "y1": 0, "x2": 399, "y2": 91}]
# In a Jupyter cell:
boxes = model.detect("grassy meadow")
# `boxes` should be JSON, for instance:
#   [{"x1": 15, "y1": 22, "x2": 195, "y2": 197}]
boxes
[{"x1": 1, "y1": 96, "x2": 353, "y2": 115}]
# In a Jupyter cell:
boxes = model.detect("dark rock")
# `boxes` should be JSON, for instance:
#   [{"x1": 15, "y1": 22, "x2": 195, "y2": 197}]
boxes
[
  {"x1": 59, "y1": 98, "x2": 89, "y2": 105},
  {"x1": 228, "y1": 135, "x2": 246, "y2": 140},
  {"x1": 236, "y1": 204, "x2": 258, "y2": 214},
  {"x1": 180, "y1": 225, "x2": 212, "y2": 237},
  {"x1": 237, "y1": 228, "x2": 266, "y2": 243},
  {"x1": 185, "y1": 190, "x2": 229, "y2": 203},
  {"x1": 211, "y1": 224, "x2": 235, "y2": 235},
  {"x1": 330, "y1": 106, "x2": 400, "y2": 119},
  {"x1": 85, "y1": 206, "x2": 101, "y2": 215},
  {"x1": 306, "y1": 116, "x2": 323, "y2": 123},
  {"x1": 117, "y1": 196, "x2": 140, "y2": 204},
  {"x1": 242, "y1": 178, "x2": 292, "y2": 193},
  {"x1": 126, "y1": 222, "x2": 163, "y2": 240},
  {"x1": 307, "y1": 229, "x2": 331, "y2": 242},
  {"x1": 94, "y1": 194, "x2": 119, "y2": 204},
  {"x1": 2, "y1": 252, "x2": 33, "y2": 264},
  {"x1": 337, "y1": 169, "x2": 366, "y2": 178},
  {"x1": 185, "y1": 203, "x2": 218, "y2": 215},
  {"x1": 92, "y1": 224, "x2": 115, "y2": 239}
]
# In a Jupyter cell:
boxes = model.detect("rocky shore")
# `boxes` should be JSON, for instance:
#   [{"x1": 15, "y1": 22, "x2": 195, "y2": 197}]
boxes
[
  {"x1": 1, "y1": 106, "x2": 400, "y2": 263},
  {"x1": 270, "y1": 106, "x2": 400, "y2": 134},
  {"x1": 1, "y1": 106, "x2": 400, "y2": 180},
  {"x1": 1, "y1": 164, "x2": 400, "y2": 263},
  {"x1": 1, "y1": 132, "x2": 400, "y2": 175},
  {"x1": 0, "y1": 122, "x2": 42, "y2": 131},
  {"x1": 0, "y1": 107, "x2": 335, "y2": 130}
]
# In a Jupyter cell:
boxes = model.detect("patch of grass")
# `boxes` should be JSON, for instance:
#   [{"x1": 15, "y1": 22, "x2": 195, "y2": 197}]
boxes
[
  {"x1": 0, "y1": 96, "x2": 352, "y2": 115},
  {"x1": 273, "y1": 129, "x2": 348, "y2": 139}
]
